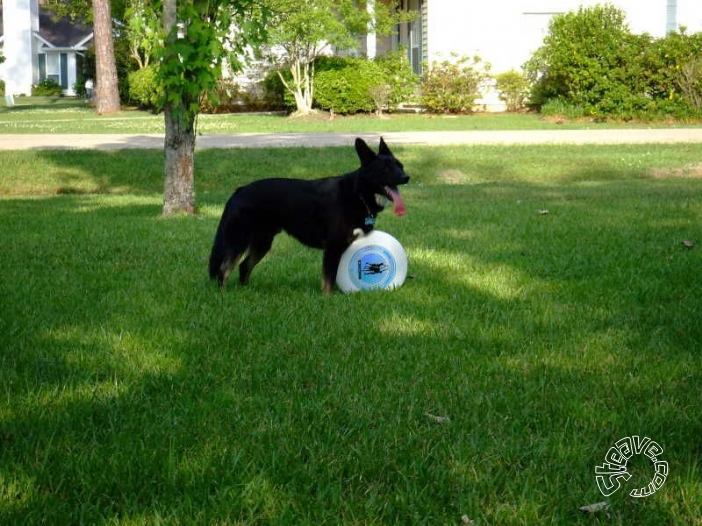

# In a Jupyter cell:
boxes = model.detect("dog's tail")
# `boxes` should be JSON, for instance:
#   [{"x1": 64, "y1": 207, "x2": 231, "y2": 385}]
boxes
[
  {"x1": 209, "y1": 190, "x2": 251, "y2": 286},
  {"x1": 209, "y1": 193, "x2": 238, "y2": 283},
  {"x1": 208, "y1": 223, "x2": 227, "y2": 281}
]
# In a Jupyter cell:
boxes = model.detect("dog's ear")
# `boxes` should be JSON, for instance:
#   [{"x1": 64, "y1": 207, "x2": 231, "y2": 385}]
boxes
[
  {"x1": 355, "y1": 138, "x2": 376, "y2": 165},
  {"x1": 378, "y1": 137, "x2": 392, "y2": 156}
]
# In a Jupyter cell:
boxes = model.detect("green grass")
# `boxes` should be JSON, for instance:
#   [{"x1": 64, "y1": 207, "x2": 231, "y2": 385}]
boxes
[
  {"x1": 2, "y1": 97, "x2": 701, "y2": 134},
  {"x1": 1, "y1": 144, "x2": 701, "y2": 524}
]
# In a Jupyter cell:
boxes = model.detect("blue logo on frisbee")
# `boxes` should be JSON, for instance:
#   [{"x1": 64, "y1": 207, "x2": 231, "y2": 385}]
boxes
[{"x1": 348, "y1": 245, "x2": 397, "y2": 290}]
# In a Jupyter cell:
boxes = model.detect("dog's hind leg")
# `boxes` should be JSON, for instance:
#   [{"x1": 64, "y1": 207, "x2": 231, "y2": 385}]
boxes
[
  {"x1": 322, "y1": 245, "x2": 346, "y2": 293},
  {"x1": 219, "y1": 252, "x2": 243, "y2": 289},
  {"x1": 239, "y1": 232, "x2": 276, "y2": 285}
]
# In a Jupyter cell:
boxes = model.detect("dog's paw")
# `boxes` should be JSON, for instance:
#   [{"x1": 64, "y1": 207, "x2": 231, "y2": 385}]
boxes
[{"x1": 353, "y1": 228, "x2": 364, "y2": 240}]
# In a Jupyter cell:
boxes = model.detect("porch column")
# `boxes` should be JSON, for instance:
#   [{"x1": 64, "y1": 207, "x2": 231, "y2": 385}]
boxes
[
  {"x1": 2, "y1": 0, "x2": 37, "y2": 96},
  {"x1": 366, "y1": 0, "x2": 376, "y2": 59}
]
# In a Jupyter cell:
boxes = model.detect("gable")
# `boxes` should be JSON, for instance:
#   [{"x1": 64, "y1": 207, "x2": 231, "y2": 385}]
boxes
[
  {"x1": 38, "y1": 9, "x2": 93, "y2": 48},
  {"x1": 0, "y1": 6, "x2": 93, "y2": 49}
]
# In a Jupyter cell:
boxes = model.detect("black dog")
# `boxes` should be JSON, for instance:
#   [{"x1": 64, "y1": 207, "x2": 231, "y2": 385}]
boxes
[{"x1": 208, "y1": 138, "x2": 409, "y2": 292}]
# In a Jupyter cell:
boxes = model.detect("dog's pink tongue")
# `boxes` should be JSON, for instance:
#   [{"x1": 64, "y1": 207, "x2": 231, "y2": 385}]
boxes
[{"x1": 388, "y1": 187, "x2": 406, "y2": 216}]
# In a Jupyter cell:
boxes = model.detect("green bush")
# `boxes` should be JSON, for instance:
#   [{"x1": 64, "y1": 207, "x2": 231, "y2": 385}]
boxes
[
  {"x1": 495, "y1": 70, "x2": 529, "y2": 112},
  {"x1": 32, "y1": 78, "x2": 63, "y2": 96},
  {"x1": 420, "y1": 55, "x2": 489, "y2": 114},
  {"x1": 374, "y1": 49, "x2": 419, "y2": 111},
  {"x1": 262, "y1": 57, "x2": 350, "y2": 112},
  {"x1": 200, "y1": 79, "x2": 241, "y2": 113},
  {"x1": 113, "y1": 37, "x2": 135, "y2": 104},
  {"x1": 314, "y1": 57, "x2": 384, "y2": 114},
  {"x1": 263, "y1": 54, "x2": 418, "y2": 115},
  {"x1": 675, "y1": 56, "x2": 702, "y2": 112},
  {"x1": 0, "y1": 79, "x2": 5, "y2": 97},
  {"x1": 525, "y1": 5, "x2": 702, "y2": 120},
  {"x1": 641, "y1": 29, "x2": 702, "y2": 114},
  {"x1": 127, "y1": 65, "x2": 162, "y2": 111},
  {"x1": 261, "y1": 69, "x2": 295, "y2": 110},
  {"x1": 525, "y1": 5, "x2": 637, "y2": 112}
]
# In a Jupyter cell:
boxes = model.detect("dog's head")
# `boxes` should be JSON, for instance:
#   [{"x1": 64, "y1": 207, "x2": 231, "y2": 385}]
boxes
[{"x1": 355, "y1": 137, "x2": 410, "y2": 216}]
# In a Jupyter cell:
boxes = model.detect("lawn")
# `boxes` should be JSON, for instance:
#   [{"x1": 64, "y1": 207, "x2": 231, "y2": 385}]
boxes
[
  {"x1": 1, "y1": 143, "x2": 701, "y2": 525},
  {"x1": 2, "y1": 97, "x2": 702, "y2": 134}
]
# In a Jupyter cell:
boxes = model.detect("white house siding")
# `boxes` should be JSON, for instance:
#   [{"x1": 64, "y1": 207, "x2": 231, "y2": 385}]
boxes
[{"x1": 2, "y1": 0, "x2": 39, "y2": 96}]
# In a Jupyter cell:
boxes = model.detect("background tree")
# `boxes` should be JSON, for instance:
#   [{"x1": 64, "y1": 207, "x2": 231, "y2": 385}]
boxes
[
  {"x1": 125, "y1": 0, "x2": 160, "y2": 69},
  {"x1": 157, "y1": 0, "x2": 267, "y2": 215},
  {"x1": 47, "y1": 0, "x2": 122, "y2": 114},
  {"x1": 263, "y1": 0, "x2": 407, "y2": 115},
  {"x1": 92, "y1": 0, "x2": 121, "y2": 113}
]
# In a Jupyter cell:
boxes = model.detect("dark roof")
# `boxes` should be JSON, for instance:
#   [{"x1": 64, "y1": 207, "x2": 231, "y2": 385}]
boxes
[
  {"x1": 0, "y1": 7, "x2": 93, "y2": 48},
  {"x1": 38, "y1": 9, "x2": 93, "y2": 48}
]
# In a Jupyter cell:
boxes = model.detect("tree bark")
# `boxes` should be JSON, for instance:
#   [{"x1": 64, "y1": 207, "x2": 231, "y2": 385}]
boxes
[
  {"x1": 92, "y1": 0, "x2": 121, "y2": 114},
  {"x1": 161, "y1": 0, "x2": 196, "y2": 216},
  {"x1": 163, "y1": 103, "x2": 196, "y2": 215}
]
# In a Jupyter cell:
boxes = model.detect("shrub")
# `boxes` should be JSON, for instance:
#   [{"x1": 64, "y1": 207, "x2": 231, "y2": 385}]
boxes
[
  {"x1": 200, "y1": 79, "x2": 241, "y2": 113},
  {"x1": 420, "y1": 55, "x2": 489, "y2": 114},
  {"x1": 524, "y1": 5, "x2": 702, "y2": 120},
  {"x1": 641, "y1": 29, "x2": 702, "y2": 115},
  {"x1": 368, "y1": 84, "x2": 391, "y2": 116},
  {"x1": 127, "y1": 65, "x2": 162, "y2": 111},
  {"x1": 0, "y1": 79, "x2": 5, "y2": 97},
  {"x1": 525, "y1": 5, "x2": 637, "y2": 111},
  {"x1": 200, "y1": 79, "x2": 273, "y2": 114},
  {"x1": 314, "y1": 58, "x2": 384, "y2": 114},
  {"x1": 675, "y1": 56, "x2": 702, "y2": 112},
  {"x1": 113, "y1": 37, "x2": 134, "y2": 104},
  {"x1": 263, "y1": 57, "x2": 353, "y2": 112},
  {"x1": 262, "y1": 53, "x2": 418, "y2": 115},
  {"x1": 374, "y1": 49, "x2": 419, "y2": 111},
  {"x1": 32, "y1": 78, "x2": 63, "y2": 96},
  {"x1": 261, "y1": 68, "x2": 295, "y2": 110},
  {"x1": 495, "y1": 70, "x2": 529, "y2": 112},
  {"x1": 541, "y1": 98, "x2": 594, "y2": 120}
]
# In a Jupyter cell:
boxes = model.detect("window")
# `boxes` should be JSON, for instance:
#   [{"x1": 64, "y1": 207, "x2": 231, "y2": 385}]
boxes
[
  {"x1": 38, "y1": 52, "x2": 68, "y2": 89},
  {"x1": 396, "y1": 0, "x2": 424, "y2": 74}
]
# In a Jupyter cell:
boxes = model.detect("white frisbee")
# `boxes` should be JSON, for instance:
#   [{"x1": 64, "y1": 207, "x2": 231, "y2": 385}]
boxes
[{"x1": 336, "y1": 230, "x2": 408, "y2": 292}]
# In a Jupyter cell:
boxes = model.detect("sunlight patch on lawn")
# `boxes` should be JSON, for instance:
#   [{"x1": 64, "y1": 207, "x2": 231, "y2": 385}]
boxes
[
  {"x1": 411, "y1": 246, "x2": 530, "y2": 300},
  {"x1": 44, "y1": 325, "x2": 184, "y2": 380},
  {"x1": 375, "y1": 312, "x2": 443, "y2": 338}
]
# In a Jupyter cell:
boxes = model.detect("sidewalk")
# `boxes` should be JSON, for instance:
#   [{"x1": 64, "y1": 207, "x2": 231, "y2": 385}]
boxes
[{"x1": 1, "y1": 128, "x2": 702, "y2": 150}]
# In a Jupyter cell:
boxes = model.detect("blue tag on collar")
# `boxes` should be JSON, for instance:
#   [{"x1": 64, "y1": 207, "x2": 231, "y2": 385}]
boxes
[{"x1": 365, "y1": 216, "x2": 376, "y2": 226}]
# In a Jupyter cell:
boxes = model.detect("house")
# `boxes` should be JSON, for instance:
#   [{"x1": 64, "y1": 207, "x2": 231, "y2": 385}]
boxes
[
  {"x1": 0, "y1": 0, "x2": 93, "y2": 97},
  {"x1": 362, "y1": 0, "x2": 702, "y2": 110},
  {"x1": 381, "y1": 0, "x2": 702, "y2": 75}
]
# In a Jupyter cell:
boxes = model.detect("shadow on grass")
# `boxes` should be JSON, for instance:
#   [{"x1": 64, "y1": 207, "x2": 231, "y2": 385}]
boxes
[
  {"x1": 0, "y1": 97, "x2": 90, "y2": 112},
  {"x1": 1, "y1": 146, "x2": 701, "y2": 524},
  {"x1": 6, "y1": 147, "x2": 364, "y2": 198}
]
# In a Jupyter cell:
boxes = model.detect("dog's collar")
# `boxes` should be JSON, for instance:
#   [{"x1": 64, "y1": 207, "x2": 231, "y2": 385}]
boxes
[{"x1": 359, "y1": 195, "x2": 376, "y2": 226}]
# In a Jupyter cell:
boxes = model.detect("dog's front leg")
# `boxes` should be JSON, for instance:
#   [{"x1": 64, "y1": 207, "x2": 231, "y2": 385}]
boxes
[{"x1": 322, "y1": 246, "x2": 345, "y2": 293}]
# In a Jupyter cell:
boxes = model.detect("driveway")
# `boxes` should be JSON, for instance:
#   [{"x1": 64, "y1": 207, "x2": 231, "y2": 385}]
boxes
[{"x1": 1, "y1": 128, "x2": 702, "y2": 150}]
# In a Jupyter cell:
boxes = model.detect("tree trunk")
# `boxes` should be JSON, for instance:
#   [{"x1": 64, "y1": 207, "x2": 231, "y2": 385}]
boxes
[
  {"x1": 92, "y1": 0, "x2": 121, "y2": 114},
  {"x1": 163, "y1": 103, "x2": 196, "y2": 215},
  {"x1": 285, "y1": 59, "x2": 314, "y2": 115},
  {"x1": 162, "y1": 0, "x2": 196, "y2": 216}
]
